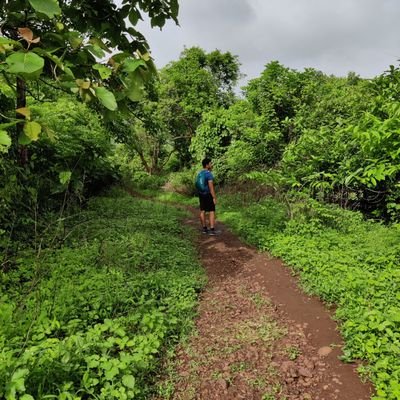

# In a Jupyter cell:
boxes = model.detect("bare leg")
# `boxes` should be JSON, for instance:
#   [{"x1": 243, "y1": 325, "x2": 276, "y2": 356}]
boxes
[
  {"x1": 209, "y1": 211, "x2": 215, "y2": 229},
  {"x1": 200, "y1": 210, "x2": 206, "y2": 228}
]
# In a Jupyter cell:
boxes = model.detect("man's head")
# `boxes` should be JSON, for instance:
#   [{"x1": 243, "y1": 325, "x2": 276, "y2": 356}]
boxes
[{"x1": 202, "y1": 158, "x2": 213, "y2": 170}]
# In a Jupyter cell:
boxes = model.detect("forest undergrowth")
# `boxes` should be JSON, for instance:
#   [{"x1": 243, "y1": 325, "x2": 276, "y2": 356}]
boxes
[
  {"x1": 216, "y1": 191, "x2": 400, "y2": 400},
  {"x1": 0, "y1": 188, "x2": 205, "y2": 400}
]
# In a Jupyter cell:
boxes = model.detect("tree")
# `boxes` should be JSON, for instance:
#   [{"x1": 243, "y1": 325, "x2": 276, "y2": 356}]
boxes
[
  {"x1": 0, "y1": 0, "x2": 179, "y2": 152},
  {"x1": 191, "y1": 99, "x2": 284, "y2": 181},
  {"x1": 245, "y1": 61, "x2": 302, "y2": 138},
  {"x1": 158, "y1": 46, "x2": 240, "y2": 167}
]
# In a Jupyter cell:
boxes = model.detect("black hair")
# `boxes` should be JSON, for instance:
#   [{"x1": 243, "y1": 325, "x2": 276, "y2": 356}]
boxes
[{"x1": 202, "y1": 158, "x2": 211, "y2": 167}]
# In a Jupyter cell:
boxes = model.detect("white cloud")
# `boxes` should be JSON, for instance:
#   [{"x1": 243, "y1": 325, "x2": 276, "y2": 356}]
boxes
[{"x1": 136, "y1": 0, "x2": 400, "y2": 84}]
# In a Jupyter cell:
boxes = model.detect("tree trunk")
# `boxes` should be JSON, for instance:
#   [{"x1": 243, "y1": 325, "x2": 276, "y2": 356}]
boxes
[{"x1": 135, "y1": 146, "x2": 151, "y2": 174}]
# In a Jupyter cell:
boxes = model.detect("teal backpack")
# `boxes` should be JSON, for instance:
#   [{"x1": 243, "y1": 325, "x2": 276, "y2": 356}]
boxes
[{"x1": 195, "y1": 171, "x2": 208, "y2": 194}]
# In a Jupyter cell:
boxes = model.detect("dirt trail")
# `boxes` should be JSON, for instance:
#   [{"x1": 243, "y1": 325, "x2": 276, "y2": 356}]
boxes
[{"x1": 169, "y1": 214, "x2": 373, "y2": 400}]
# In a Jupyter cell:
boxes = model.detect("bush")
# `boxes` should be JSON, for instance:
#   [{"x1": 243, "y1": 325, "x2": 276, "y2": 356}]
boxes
[
  {"x1": 166, "y1": 169, "x2": 198, "y2": 195},
  {"x1": 0, "y1": 96, "x2": 119, "y2": 246},
  {"x1": 127, "y1": 171, "x2": 167, "y2": 191}
]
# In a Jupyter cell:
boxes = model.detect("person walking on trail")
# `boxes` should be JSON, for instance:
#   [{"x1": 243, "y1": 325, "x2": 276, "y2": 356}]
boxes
[{"x1": 195, "y1": 158, "x2": 217, "y2": 235}]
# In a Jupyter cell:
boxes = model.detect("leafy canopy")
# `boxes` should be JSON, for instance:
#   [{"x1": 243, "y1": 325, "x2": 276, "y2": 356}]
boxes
[{"x1": 0, "y1": 0, "x2": 179, "y2": 147}]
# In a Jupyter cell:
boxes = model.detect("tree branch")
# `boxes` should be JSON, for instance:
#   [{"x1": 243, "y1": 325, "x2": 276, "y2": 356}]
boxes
[{"x1": 39, "y1": 78, "x2": 71, "y2": 95}]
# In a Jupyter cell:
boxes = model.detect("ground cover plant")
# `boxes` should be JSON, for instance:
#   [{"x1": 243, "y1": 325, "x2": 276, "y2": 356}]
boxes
[
  {"x1": 217, "y1": 192, "x2": 400, "y2": 400},
  {"x1": 0, "y1": 189, "x2": 205, "y2": 399}
]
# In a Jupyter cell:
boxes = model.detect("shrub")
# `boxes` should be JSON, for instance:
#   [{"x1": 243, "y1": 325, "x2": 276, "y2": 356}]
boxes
[
  {"x1": 166, "y1": 169, "x2": 198, "y2": 195},
  {"x1": 127, "y1": 171, "x2": 167, "y2": 191}
]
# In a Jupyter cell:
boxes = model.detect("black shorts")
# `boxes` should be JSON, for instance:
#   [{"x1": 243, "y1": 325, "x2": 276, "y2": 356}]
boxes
[{"x1": 199, "y1": 193, "x2": 215, "y2": 212}]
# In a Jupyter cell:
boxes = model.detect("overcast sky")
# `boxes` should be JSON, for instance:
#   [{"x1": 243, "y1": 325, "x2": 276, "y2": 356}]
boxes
[{"x1": 137, "y1": 0, "x2": 400, "y2": 87}]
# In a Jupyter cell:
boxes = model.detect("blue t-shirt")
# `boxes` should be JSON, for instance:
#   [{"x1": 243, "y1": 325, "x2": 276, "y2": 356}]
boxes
[{"x1": 196, "y1": 169, "x2": 214, "y2": 195}]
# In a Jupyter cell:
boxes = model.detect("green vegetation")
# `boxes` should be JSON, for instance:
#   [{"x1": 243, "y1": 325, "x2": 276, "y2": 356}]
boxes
[
  {"x1": 121, "y1": 54, "x2": 400, "y2": 399},
  {"x1": 0, "y1": 0, "x2": 179, "y2": 152},
  {"x1": 2, "y1": 1, "x2": 400, "y2": 397},
  {"x1": 0, "y1": 92, "x2": 119, "y2": 249},
  {"x1": 0, "y1": 189, "x2": 205, "y2": 399},
  {"x1": 218, "y1": 192, "x2": 400, "y2": 400}
]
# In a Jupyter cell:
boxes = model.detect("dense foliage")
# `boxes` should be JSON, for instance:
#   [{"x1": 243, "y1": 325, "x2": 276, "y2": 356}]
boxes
[
  {"x1": 0, "y1": 189, "x2": 204, "y2": 399},
  {"x1": 130, "y1": 56, "x2": 400, "y2": 399},
  {"x1": 0, "y1": 0, "x2": 181, "y2": 249},
  {"x1": 0, "y1": 0, "x2": 179, "y2": 151},
  {"x1": 218, "y1": 192, "x2": 400, "y2": 400},
  {"x1": 0, "y1": 87, "x2": 118, "y2": 249},
  {"x1": 167, "y1": 60, "x2": 400, "y2": 221},
  {"x1": 2, "y1": 2, "x2": 400, "y2": 394}
]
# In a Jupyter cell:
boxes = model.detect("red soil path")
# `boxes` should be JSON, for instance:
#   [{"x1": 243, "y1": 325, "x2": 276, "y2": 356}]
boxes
[{"x1": 170, "y1": 213, "x2": 373, "y2": 400}]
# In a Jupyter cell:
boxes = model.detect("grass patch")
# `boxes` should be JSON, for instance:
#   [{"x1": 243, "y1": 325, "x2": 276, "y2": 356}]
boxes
[
  {"x1": 250, "y1": 292, "x2": 271, "y2": 309},
  {"x1": 127, "y1": 184, "x2": 199, "y2": 208},
  {"x1": 0, "y1": 189, "x2": 205, "y2": 399}
]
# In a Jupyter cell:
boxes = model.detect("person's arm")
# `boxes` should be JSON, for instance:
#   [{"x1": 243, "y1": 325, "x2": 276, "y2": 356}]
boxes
[{"x1": 208, "y1": 180, "x2": 217, "y2": 204}]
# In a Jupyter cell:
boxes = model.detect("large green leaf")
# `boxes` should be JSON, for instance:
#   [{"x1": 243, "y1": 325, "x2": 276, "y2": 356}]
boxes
[
  {"x1": 86, "y1": 45, "x2": 105, "y2": 59},
  {"x1": 23, "y1": 121, "x2": 42, "y2": 141},
  {"x1": 28, "y1": 0, "x2": 61, "y2": 18},
  {"x1": 67, "y1": 31, "x2": 83, "y2": 49},
  {"x1": 128, "y1": 9, "x2": 141, "y2": 26},
  {"x1": 126, "y1": 79, "x2": 144, "y2": 102},
  {"x1": 89, "y1": 37, "x2": 111, "y2": 53},
  {"x1": 59, "y1": 171, "x2": 72, "y2": 185},
  {"x1": 93, "y1": 64, "x2": 112, "y2": 79},
  {"x1": 123, "y1": 58, "x2": 147, "y2": 73},
  {"x1": 18, "y1": 132, "x2": 31, "y2": 145},
  {"x1": 0, "y1": 130, "x2": 11, "y2": 153},
  {"x1": 124, "y1": 70, "x2": 145, "y2": 102},
  {"x1": 94, "y1": 87, "x2": 118, "y2": 111},
  {"x1": 6, "y1": 51, "x2": 44, "y2": 79},
  {"x1": 122, "y1": 374, "x2": 135, "y2": 389},
  {"x1": 170, "y1": 0, "x2": 179, "y2": 18},
  {"x1": 151, "y1": 15, "x2": 166, "y2": 28}
]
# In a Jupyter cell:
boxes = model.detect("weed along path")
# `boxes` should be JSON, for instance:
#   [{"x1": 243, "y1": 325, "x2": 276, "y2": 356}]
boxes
[{"x1": 169, "y1": 214, "x2": 373, "y2": 400}]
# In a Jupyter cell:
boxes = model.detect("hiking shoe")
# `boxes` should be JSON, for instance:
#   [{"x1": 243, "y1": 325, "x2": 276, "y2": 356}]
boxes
[
  {"x1": 202, "y1": 227, "x2": 209, "y2": 234},
  {"x1": 208, "y1": 228, "x2": 217, "y2": 236}
]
